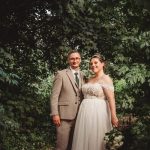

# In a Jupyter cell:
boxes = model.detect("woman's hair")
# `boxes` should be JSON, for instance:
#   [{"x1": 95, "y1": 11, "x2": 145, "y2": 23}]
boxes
[{"x1": 90, "y1": 53, "x2": 105, "y2": 62}]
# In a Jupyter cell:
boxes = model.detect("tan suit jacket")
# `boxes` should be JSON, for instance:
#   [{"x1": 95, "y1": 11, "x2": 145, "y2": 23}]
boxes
[{"x1": 50, "y1": 68, "x2": 85, "y2": 120}]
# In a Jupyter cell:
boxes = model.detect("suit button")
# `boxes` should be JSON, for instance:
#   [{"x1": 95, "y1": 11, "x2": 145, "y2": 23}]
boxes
[{"x1": 75, "y1": 102, "x2": 77, "y2": 104}]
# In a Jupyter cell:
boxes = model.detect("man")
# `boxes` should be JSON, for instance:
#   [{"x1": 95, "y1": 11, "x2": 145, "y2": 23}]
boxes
[{"x1": 50, "y1": 50, "x2": 85, "y2": 150}]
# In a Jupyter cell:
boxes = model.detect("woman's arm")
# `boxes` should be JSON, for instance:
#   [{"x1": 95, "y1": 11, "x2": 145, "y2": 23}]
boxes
[{"x1": 102, "y1": 75, "x2": 119, "y2": 127}]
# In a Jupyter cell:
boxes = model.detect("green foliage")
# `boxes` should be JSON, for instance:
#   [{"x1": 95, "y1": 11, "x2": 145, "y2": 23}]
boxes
[
  {"x1": 0, "y1": 46, "x2": 54, "y2": 149},
  {"x1": 121, "y1": 118, "x2": 150, "y2": 150},
  {"x1": 0, "y1": 48, "x2": 20, "y2": 85},
  {"x1": 0, "y1": 0, "x2": 150, "y2": 149}
]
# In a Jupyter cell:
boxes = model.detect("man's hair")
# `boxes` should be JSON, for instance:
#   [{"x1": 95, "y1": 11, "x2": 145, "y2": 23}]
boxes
[{"x1": 67, "y1": 50, "x2": 81, "y2": 59}]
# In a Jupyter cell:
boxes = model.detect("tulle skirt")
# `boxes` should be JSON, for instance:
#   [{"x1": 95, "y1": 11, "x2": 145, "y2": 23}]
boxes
[{"x1": 72, "y1": 98, "x2": 112, "y2": 150}]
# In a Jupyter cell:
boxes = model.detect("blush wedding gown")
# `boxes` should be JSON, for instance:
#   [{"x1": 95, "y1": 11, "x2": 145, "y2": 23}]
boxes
[{"x1": 72, "y1": 78, "x2": 114, "y2": 150}]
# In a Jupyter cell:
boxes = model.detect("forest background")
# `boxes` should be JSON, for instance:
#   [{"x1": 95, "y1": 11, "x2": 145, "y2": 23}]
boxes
[{"x1": 0, "y1": 0, "x2": 150, "y2": 150}]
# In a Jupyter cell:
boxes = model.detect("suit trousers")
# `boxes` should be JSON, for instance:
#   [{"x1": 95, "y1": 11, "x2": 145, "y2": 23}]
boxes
[{"x1": 55, "y1": 119, "x2": 75, "y2": 150}]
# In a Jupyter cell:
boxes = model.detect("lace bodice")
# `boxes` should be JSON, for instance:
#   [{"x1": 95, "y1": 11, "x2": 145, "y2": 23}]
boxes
[{"x1": 82, "y1": 82, "x2": 114, "y2": 100}]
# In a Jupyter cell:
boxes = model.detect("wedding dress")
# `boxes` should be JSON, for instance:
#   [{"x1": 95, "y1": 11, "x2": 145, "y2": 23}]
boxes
[{"x1": 72, "y1": 79, "x2": 114, "y2": 150}]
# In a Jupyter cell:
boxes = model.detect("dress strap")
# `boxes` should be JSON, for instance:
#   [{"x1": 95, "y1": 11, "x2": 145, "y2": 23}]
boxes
[{"x1": 99, "y1": 83, "x2": 114, "y2": 91}]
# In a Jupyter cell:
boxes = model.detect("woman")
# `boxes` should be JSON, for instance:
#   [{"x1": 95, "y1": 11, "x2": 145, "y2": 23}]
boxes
[{"x1": 72, "y1": 53, "x2": 119, "y2": 150}]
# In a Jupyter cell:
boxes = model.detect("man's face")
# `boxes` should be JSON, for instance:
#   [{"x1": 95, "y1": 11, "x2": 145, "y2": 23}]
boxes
[{"x1": 68, "y1": 52, "x2": 81, "y2": 69}]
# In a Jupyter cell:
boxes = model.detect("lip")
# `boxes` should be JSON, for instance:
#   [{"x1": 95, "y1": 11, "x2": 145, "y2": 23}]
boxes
[
  {"x1": 91, "y1": 67, "x2": 98, "y2": 72},
  {"x1": 91, "y1": 67, "x2": 97, "y2": 69},
  {"x1": 72, "y1": 63, "x2": 78, "y2": 65}
]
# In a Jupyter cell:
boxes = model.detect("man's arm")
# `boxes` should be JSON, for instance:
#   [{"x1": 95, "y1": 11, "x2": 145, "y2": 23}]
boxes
[{"x1": 50, "y1": 72, "x2": 63, "y2": 126}]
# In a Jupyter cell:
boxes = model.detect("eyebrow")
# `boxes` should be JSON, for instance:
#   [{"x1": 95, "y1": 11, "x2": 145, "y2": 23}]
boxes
[{"x1": 70, "y1": 57, "x2": 80, "y2": 59}]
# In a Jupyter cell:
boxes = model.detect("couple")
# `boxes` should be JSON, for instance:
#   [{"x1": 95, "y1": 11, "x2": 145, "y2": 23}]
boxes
[{"x1": 50, "y1": 50, "x2": 118, "y2": 150}]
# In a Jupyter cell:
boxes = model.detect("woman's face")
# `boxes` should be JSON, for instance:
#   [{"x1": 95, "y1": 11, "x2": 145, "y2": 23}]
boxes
[{"x1": 90, "y1": 58, "x2": 104, "y2": 73}]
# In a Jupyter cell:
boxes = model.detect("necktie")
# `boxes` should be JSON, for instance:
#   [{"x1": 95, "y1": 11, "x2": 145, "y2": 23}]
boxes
[{"x1": 74, "y1": 72, "x2": 79, "y2": 86}]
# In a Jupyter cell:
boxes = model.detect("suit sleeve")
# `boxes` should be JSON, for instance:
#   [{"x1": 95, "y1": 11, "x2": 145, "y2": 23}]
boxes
[{"x1": 50, "y1": 72, "x2": 63, "y2": 116}]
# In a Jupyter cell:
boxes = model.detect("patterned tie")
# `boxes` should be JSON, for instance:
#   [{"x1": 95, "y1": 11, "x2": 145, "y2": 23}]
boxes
[{"x1": 74, "y1": 72, "x2": 79, "y2": 86}]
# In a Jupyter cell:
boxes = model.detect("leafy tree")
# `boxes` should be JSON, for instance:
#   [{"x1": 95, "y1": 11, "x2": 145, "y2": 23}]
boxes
[{"x1": 0, "y1": 0, "x2": 150, "y2": 149}]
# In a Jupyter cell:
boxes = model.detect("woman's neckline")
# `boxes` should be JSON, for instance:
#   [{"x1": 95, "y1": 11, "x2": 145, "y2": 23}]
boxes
[
  {"x1": 87, "y1": 74, "x2": 106, "y2": 84},
  {"x1": 87, "y1": 82, "x2": 100, "y2": 85}
]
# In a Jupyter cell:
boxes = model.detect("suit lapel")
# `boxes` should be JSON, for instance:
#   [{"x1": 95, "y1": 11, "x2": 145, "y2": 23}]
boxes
[{"x1": 66, "y1": 68, "x2": 78, "y2": 93}]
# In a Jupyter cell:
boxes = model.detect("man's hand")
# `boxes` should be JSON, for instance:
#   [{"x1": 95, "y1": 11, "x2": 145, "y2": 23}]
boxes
[{"x1": 52, "y1": 115, "x2": 61, "y2": 126}]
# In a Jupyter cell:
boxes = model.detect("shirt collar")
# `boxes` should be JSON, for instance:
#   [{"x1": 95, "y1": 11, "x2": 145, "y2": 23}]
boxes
[{"x1": 70, "y1": 67, "x2": 80, "y2": 74}]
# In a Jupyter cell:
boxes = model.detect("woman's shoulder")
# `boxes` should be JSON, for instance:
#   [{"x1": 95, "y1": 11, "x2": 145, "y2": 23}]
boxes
[
  {"x1": 100, "y1": 74, "x2": 114, "y2": 90},
  {"x1": 101, "y1": 74, "x2": 113, "y2": 84}
]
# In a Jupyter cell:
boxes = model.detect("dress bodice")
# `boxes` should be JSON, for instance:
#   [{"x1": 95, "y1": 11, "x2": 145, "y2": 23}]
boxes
[{"x1": 82, "y1": 82, "x2": 114, "y2": 100}]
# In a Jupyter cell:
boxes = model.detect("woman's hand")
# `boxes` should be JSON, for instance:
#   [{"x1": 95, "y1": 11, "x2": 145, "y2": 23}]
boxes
[{"x1": 111, "y1": 115, "x2": 119, "y2": 127}]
